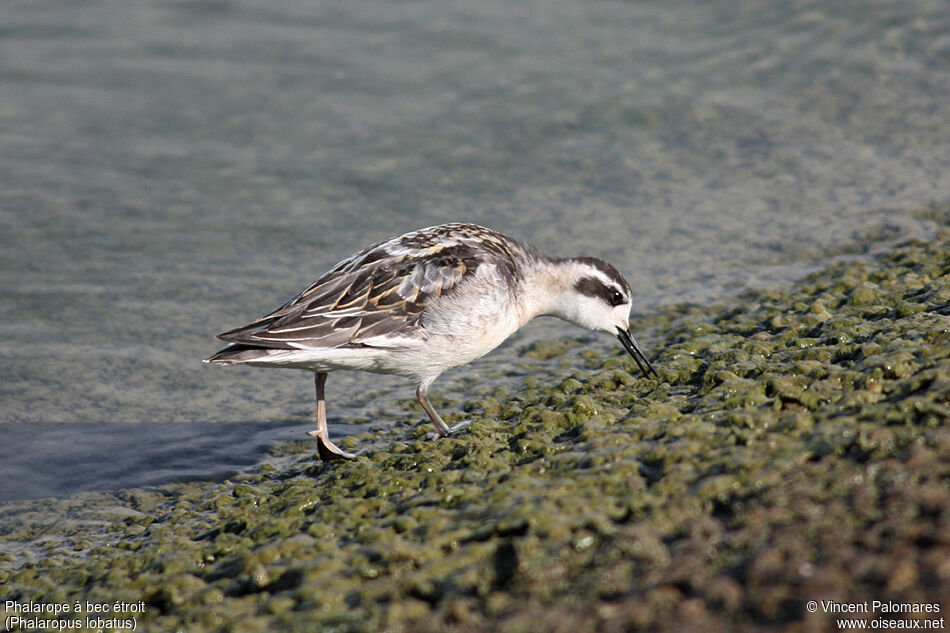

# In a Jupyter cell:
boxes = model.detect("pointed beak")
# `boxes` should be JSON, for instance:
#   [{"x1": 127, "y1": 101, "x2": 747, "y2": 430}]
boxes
[{"x1": 616, "y1": 327, "x2": 658, "y2": 378}]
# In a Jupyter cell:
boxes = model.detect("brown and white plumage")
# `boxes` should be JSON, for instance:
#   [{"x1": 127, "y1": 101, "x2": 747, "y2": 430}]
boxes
[
  {"x1": 209, "y1": 224, "x2": 533, "y2": 361},
  {"x1": 206, "y1": 223, "x2": 656, "y2": 461}
]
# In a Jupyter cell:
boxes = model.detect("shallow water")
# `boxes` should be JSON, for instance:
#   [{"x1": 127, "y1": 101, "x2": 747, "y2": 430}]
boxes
[
  {"x1": 0, "y1": 421, "x2": 369, "y2": 503},
  {"x1": 1, "y1": 0, "x2": 948, "y2": 500}
]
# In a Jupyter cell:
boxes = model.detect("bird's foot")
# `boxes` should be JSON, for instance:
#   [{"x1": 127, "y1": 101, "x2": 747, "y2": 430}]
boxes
[
  {"x1": 310, "y1": 432, "x2": 364, "y2": 462},
  {"x1": 425, "y1": 419, "x2": 473, "y2": 441}
]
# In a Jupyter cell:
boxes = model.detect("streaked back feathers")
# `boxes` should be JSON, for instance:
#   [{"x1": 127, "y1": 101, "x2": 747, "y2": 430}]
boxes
[{"x1": 209, "y1": 223, "x2": 547, "y2": 357}]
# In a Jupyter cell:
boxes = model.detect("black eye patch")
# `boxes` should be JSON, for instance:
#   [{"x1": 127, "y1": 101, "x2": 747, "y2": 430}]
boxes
[{"x1": 575, "y1": 277, "x2": 627, "y2": 307}]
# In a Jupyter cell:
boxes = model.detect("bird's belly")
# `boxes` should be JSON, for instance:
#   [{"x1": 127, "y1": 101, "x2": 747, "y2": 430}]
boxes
[
  {"x1": 391, "y1": 306, "x2": 522, "y2": 379},
  {"x1": 237, "y1": 346, "x2": 402, "y2": 374}
]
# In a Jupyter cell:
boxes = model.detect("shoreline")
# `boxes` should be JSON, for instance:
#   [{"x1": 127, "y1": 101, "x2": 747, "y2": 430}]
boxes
[{"x1": 2, "y1": 229, "x2": 949, "y2": 632}]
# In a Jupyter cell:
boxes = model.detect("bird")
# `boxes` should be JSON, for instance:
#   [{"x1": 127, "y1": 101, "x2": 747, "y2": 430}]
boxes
[{"x1": 205, "y1": 222, "x2": 657, "y2": 462}]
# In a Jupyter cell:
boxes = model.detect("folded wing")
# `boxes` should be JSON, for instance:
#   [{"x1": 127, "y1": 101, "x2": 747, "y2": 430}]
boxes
[{"x1": 215, "y1": 240, "x2": 483, "y2": 350}]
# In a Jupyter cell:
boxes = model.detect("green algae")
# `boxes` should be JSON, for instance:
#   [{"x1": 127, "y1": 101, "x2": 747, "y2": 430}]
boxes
[{"x1": 3, "y1": 232, "x2": 950, "y2": 632}]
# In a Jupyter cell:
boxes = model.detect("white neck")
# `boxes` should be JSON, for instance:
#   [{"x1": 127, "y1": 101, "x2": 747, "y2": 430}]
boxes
[{"x1": 513, "y1": 258, "x2": 584, "y2": 325}]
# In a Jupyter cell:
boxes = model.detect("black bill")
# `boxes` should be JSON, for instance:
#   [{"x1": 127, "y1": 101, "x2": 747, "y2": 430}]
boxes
[{"x1": 616, "y1": 327, "x2": 658, "y2": 378}]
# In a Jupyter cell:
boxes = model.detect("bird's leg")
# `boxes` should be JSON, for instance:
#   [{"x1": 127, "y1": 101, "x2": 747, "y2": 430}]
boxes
[
  {"x1": 307, "y1": 372, "x2": 359, "y2": 462},
  {"x1": 416, "y1": 385, "x2": 472, "y2": 440}
]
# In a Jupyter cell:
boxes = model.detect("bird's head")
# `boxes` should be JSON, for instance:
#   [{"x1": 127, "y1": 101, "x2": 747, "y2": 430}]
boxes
[{"x1": 548, "y1": 256, "x2": 658, "y2": 378}]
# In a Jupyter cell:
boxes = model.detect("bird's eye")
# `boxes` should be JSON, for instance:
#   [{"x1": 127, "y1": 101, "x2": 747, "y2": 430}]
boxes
[{"x1": 609, "y1": 290, "x2": 625, "y2": 307}]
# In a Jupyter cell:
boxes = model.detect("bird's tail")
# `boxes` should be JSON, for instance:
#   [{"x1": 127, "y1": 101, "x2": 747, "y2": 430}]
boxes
[{"x1": 204, "y1": 344, "x2": 274, "y2": 365}]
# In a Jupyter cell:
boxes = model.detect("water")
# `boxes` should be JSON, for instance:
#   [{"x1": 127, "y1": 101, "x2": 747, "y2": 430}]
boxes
[
  {"x1": 1, "y1": 0, "x2": 948, "y2": 502},
  {"x1": 0, "y1": 420, "x2": 370, "y2": 500}
]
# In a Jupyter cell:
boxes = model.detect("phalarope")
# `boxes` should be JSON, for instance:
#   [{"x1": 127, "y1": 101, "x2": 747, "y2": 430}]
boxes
[{"x1": 205, "y1": 223, "x2": 657, "y2": 461}]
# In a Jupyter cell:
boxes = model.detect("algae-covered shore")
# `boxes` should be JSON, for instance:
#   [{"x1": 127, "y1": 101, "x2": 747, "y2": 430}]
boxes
[{"x1": 3, "y1": 232, "x2": 949, "y2": 632}]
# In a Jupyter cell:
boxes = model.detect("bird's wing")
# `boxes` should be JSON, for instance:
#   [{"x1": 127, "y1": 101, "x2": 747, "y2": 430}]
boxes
[{"x1": 216, "y1": 230, "x2": 494, "y2": 350}]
